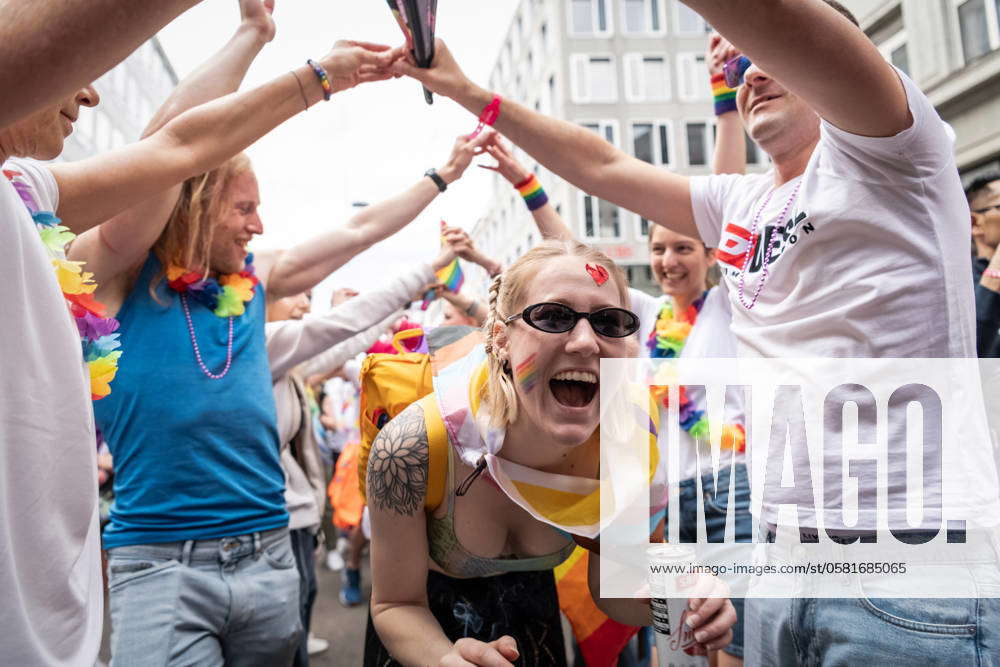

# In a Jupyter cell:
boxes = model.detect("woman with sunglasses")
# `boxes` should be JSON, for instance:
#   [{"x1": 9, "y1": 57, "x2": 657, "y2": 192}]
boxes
[
  {"x1": 365, "y1": 240, "x2": 735, "y2": 666},
  {"x1": 481, "y1": 135, "x2": 752, "y2": 666}
]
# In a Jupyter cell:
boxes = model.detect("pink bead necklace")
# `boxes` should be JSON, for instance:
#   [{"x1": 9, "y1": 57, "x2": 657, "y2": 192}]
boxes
[
  {"x1": 737, "y1": 179, "x2": 803, "y2": 310},
  {"x1": 181, "y1": 294, "x2": 234, "y2": 379}
]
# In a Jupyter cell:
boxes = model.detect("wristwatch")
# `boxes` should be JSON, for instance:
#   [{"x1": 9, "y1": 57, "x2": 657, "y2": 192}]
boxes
[{"x1": 425, "y1": 168, "x2": 447, "y2": 193}]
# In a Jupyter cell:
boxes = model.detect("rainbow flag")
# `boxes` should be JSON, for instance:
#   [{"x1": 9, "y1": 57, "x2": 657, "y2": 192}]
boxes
[
  {"x1": 436, "y1": 258, "x2": 464, "y2": 292},
  {"x1": 555, "y1": 547, "x2": 639, "y2": 666}
]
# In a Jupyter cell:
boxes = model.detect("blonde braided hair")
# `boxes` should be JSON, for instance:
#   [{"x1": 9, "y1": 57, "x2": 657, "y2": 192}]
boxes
[{"x1": 480, "y1": 239, "x2": 629, "y2": 428}]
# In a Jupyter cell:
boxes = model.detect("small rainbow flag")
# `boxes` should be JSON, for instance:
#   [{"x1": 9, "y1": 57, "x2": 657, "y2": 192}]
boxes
[{"x1": 436, "y1": 258, "x2": 464, "y2": 292}]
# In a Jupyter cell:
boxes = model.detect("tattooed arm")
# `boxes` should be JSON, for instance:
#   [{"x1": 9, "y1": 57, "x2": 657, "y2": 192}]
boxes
[{"x1": 367, "y1": 402, "x2": 519, "y2": 667}]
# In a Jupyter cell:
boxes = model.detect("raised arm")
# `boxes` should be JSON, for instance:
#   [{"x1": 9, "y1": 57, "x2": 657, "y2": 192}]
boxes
[
  {"x1": 707, "y1": 32, "x2": 747, "y2": 176},
  {"x1": 481, "y1": 137, "x2": 573, "y2": 241},
  {"x1": 264, "y1": 131, "x2": 495, "y2": 298},
  {"x1": 683, "y1": 0, "x2": 911, "y2": 137},
  {"x1": 368, "y1": 402, "x2": 519, "y2": 666},
  {"x1": 52, "y1": 39, "x2": 395, "y2": 235},
  {"x1": 266, "y1": 244, "x2": 459, "y2": 380},
  {"x1": 68, "y1": 0, "x2": 277, "y2": 288},
  {"x1": 0, "y1": 0, "x2": 202, "y2": 128},
  {"x1": 392, "y1": 41, "x2": 697, "y2": 238}
]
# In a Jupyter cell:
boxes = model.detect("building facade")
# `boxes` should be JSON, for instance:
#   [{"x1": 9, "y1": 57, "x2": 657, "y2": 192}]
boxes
[
  {"x1": 842, "y1": 0, "x2": 1000, "y2": 183},
  {"x1": 60, "y1": 37, "x2": 178, "y2": 162},
  {"x1": 469, "y1": 0, "x2": 766, "y2": 296}
]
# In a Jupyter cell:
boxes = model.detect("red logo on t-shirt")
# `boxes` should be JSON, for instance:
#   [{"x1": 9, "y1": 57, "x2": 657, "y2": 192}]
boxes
[{"x1": 716, "y1": 222, "x2": 753, "y2": 268}]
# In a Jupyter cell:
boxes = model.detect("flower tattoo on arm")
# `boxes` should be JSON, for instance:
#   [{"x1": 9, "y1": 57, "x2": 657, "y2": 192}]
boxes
[{"x1": 367, "y1": 402, "x2": 429, "y2": 516}]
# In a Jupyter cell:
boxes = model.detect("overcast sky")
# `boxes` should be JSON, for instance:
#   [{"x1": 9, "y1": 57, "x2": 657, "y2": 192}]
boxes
[{"x1": 158, "y1": 0, "x2": 519, "y2": 309}]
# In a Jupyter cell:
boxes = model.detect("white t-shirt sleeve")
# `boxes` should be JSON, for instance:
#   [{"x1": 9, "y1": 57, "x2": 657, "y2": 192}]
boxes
[
  {"x1": 6, "y1": 158, "x2": 59, "y2": 212},
  {"x1": 820, "y1": 68, "x2": 953, "y2": 181},
  {"x1": 688, "y1": 172, "x2": 747, "y2": 247}
]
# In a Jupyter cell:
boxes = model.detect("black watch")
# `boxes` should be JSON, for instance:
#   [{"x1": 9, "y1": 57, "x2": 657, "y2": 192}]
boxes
[{"x1": 425, "y1": 168, "x2": 447, "y2": 192}]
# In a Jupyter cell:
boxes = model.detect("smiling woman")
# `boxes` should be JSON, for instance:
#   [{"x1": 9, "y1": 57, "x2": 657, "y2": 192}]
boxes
[{"x1": 365, "y1": 239, "x2": 736, "y2": 666}]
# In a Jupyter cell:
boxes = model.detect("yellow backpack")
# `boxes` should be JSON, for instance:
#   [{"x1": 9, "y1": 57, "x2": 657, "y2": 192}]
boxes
[{"x1": 356, "y1": 327, "x2": 483, "y2": 510}]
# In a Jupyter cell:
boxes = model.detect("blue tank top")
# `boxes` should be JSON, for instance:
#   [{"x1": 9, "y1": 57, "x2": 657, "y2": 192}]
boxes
[{"x1": 96, "y1": 255, "x2": 287, "y2": 548}]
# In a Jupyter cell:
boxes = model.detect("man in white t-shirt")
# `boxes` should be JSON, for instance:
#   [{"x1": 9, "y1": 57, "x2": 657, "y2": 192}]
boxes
[{"x1": 393, "y1": 0, "x2": 999, "y2": 663}]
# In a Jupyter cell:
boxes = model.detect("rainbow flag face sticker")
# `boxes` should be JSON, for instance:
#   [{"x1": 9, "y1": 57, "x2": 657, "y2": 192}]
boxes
[{"x1": 515, "y1": 355, "x2": 539, "y2": 393}]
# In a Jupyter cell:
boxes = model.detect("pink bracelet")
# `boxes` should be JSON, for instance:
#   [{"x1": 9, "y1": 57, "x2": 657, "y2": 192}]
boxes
[
  {"x1": 984, "y1": 268, "x2": 1000, "y2": 280},
  {"x1": 470, "y1": 95, "x2": 501, "y2": 139}
]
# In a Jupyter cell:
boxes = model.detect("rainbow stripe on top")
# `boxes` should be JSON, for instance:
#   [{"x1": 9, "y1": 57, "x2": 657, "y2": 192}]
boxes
[
  {"x1": 515, "y1": 174, "x2": 549, "y2": 211},
  {"x1": 711, "y1": 73, "x2": 738, "y2": 115}
]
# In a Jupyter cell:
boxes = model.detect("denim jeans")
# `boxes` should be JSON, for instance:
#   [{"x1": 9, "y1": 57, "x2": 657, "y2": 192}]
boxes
[
  {"x1": 290, "y1": 528, "x2": 319, "y2": 667},
  {"x1": 745, "y1": 530, "x2": 1000, "y2": 665},
  {"x1": 107, "y1": 527, "x2": 302, "y2": 666},
  {"x1": 666, "y1": 462, "x2": 754, "y2": 658}
]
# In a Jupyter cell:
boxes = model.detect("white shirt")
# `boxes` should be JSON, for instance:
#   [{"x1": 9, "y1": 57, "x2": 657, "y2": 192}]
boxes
[
  {"x1": 689, "y1": 72, "x2": 981, "y2": 529},
  {"x1": 0, "y1": 159, "x2": 102, "y2": 665}
]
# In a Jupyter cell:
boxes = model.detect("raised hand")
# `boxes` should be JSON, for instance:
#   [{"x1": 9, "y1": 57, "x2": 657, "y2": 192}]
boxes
[
  {"x1": 331, "y1": 287, "x2": 359, "y2": 307},
  {"x1": 318, "y1": 40, "x2": 398, "y2": 94},
  {"x1": 707, "y1": 31, "x2": 740, "y2": 77},
  {"x1": 480, "y1": 137, "x2": 531, "y2": 186},
  {"x1": 239, "y1": 0, "x2": 277, "y2": 44},
  {"x1": 437, "y1": 129, "x2": 496, "y2": 184},
  {"x1": 390, "y1": 38, "x2": 472, "y2": 101}
]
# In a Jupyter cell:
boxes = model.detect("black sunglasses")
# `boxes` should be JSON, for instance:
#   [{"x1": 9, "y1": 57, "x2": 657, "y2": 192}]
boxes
[{"x1": 504, "y1": 302, "x2": 640, "y2": 338}]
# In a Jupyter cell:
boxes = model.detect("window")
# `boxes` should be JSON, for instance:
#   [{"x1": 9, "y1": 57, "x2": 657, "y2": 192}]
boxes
[
  {"x1": 622, "y1": 0, "x2": 664, "y2": 33},
  {"x1": 685, "y1": 120, "x2": 713, "y2": 167},
  {"x1": 674, "y1": 0, "x2": 709, "y2": 34},
  {"x1": 570, "y1": 0, "x2": 611, "y2": 35},
  {"x1": 676, "y1": 53, "x2": 711, "y2": 101},
  {"x1": 579, "y1": 121, "x2": 621, "y2": 239},
  {"x1": 630, "y1": 121, "x2": 672, "y2": 166},
  {"x1": 541, "y1": 22, "x2": 550, "y2": 52},
  {"x1": 570, "y1": 55, "x2": 618, "y2": 103},
  {"x1": 879, "y1": 31, "x2": 911, "y2": 77},
  {"x1": 625, "y1": 54, "x2": 671, "y2": 101},
  {"x1": 956, "y1": 0, "x2": 1000, "y2": 62}
]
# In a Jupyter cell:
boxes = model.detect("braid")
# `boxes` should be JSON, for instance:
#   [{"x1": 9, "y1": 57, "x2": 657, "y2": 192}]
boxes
[{"x1": 482, "y1": 273, "x2": 518, "y2": 426}]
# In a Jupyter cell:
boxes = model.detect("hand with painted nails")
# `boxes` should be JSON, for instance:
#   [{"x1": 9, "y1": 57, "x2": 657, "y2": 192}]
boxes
[
  {"x1": 479, "y1": 137, "x2": 532, "y2": 186},
  {"x1": 439, "y1": 636, "x2": 519, "y2": 666},
  {"x1": 317, "y1": 40, "x2": 398, "y2": 94}
]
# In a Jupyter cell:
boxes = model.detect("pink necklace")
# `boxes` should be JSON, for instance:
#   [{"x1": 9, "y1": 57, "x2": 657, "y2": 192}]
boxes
[
  {"x1": 737, "y1": 179, "x2": 802, "y2": 310},
  {"x1": 181, "y1": 294, "x2": 234, "y2": 379}
]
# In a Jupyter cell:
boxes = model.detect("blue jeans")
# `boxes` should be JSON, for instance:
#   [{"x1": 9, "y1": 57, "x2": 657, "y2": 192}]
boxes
[
  {"x1": 745, "y1": 597, "x2": 1000, "y2": 665},
  {"x1": 746, "y1": 530, "x2": 1000, "y2": 665},
  {"x1": 667, "y1": 463, "x2": 754, "y2": 658},
  {"x1": 290, "y1": 528, "x2": 319, "y2": 667},
  {"x1": 107, "y1": 527, "x2": 302, "y2": 666}
]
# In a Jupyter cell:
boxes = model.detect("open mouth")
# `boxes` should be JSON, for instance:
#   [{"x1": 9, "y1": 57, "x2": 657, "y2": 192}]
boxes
[{"x1": 549, "y1": 370, "x2": 599, "y2": 408}]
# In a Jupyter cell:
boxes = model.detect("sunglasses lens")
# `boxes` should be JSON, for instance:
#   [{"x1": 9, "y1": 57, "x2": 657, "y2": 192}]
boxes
[
  {"x1": 724, "y1": 55, "x2": 751, "y2": 88},
  {"x1": 526, "y1": 303, "x2": 576, "y2": 333},
  {"x1": 590, "y1": 308, "x2": 639, "y2": 338}
]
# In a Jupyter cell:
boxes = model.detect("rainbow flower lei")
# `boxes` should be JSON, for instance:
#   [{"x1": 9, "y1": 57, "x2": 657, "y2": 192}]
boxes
[
  {"x1": 647, "y1": 293, "x2": 745, "y2": 452},
  {"x1": 4, "y1": 169, "x2": 121, "y2": 400},
  {"x1": 166, "y1": 256, "x2": 258, "y2": 317}
]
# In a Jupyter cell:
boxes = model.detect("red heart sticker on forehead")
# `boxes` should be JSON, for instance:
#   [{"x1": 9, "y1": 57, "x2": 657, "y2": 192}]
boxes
[{"x1": 585, "y1": 264, "x2": 609, "y2": 286}]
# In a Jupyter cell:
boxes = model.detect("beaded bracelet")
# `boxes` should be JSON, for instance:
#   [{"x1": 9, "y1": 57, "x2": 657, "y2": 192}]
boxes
[
  {"x1": 306, "y1": 59, "x2": 333, "y2": 101},
  {"x1": 711, "y1": 73, "x2": 738, "y2": 116},
  {"x1": 515, "y1": 174, "x2": 548, "y2": 211},
  {"x1": 985, "y1": 268, "x2": 1000, "y2": 280}
]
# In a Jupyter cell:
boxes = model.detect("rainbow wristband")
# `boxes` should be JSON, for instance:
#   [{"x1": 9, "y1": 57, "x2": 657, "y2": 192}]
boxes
[
  {"x1": 515, "y1": 174, "x2": 548, "y2": 211},
  {"x1": 307, "y1": 59, "x2": 332, "y2": 101},
  {"x1": 711, "y1": 73, "x2": 737, "y2": 116}
]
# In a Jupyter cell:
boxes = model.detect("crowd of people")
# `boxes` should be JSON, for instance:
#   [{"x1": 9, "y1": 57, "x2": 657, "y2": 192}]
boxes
[{"x1": 3, "y1": 0, "x2": 1000, "y2": 666}]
